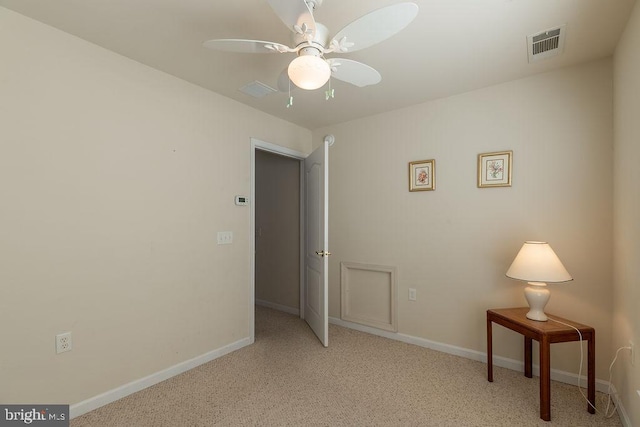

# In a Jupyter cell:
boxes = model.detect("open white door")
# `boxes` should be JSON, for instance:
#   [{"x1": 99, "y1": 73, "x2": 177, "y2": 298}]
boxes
[{"x1": 303, "y1": 141, "x2": 329, "y2": 347}]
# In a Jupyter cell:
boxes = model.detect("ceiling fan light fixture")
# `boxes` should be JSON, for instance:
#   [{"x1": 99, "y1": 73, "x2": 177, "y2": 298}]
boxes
[
  {"x1": 204, "y1": 1, "x2": 420, "y2": 94},
  {"x1": 288, "y1": 48, "x2": 330, "y2": 90}
]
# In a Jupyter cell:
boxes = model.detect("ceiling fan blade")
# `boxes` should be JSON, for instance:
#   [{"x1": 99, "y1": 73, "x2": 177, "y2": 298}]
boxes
[
  {"x1": 267, "y1": 0, "x2": 316, "y2": 35},
  {"x1": 203, "y1": 39, "x2": 290, "y2": 54},
  {"x1": 330, "y1": 2, "x2": 419, "y2": 53},
  {"x1": 327, "y1": 58, "x2": 381, "y2": 87}
]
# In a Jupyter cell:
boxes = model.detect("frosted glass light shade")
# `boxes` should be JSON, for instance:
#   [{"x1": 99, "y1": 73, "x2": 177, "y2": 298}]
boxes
[
  {"x1": 506, "y1": 241, "x2": 573, "y2": 321},
  {"x1": 288, "y1": 55, "x2": 330, "y2": 90}
]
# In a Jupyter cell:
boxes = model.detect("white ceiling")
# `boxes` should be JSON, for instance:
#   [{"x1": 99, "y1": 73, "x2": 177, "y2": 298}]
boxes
[{"x1": 1, "y1": 0, "x2": 635, "y2": 130}]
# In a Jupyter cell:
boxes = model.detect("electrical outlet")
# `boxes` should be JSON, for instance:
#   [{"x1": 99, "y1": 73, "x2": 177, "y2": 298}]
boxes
[
  {"x1": 408, "y1": 288, "x2": 417, "y2": 301},
  {"x1": 56, "y1": 332, "x2": 72, "y2": 354},
  {"x1": 630, "y1": 340, "x2": 635, "y2": 366}
]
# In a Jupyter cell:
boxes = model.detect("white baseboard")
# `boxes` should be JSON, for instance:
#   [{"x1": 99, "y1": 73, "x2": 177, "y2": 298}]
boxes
[
  {"x1": 329, "y1": 316, "x2": 630, "y2": 421},
  {"x1": 256, "y1": 299, "x2": 300, "y2": 316},
  {"x1": 70, "y1": 337, "x2": 252, "y2": 419},
  {"x1": 610, "y1": 385, "x2": 632, "y2": 427}
]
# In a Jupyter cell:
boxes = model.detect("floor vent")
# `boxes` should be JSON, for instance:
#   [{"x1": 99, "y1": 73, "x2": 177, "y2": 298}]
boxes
[
  {"x1": 527, "y1": 25, "x2": 566, "y2": 63},
  {"x1": 239, "y1": 81, "x2": 277, "y2": 98}
]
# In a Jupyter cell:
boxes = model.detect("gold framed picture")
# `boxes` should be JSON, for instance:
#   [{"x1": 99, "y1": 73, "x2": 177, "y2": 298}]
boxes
[
  {"x1": 408, "y1": 159, "x2": 435, "y2": 192},
  {"x1": 478, "y1": 151, "x2": 512, "y2": 188}
]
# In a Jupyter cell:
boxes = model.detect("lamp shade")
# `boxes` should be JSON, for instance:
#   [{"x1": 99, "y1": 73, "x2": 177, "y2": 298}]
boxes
[
  {"x1": 506, "y1": 241, "x2": 573, "y2": 283},
  {"x1": 288, "y1": 54, "x2": 330, "y2": 90}
]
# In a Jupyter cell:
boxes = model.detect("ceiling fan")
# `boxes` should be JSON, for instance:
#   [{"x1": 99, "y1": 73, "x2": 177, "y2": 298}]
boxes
[{"x1": 203, "y1": 0, "x2": 419, "y2": 92}]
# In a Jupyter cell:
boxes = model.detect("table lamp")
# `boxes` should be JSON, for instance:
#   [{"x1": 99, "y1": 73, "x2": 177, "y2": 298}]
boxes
[{"x1": 505, "y1": 241, "x2": 573, "y2": 321}]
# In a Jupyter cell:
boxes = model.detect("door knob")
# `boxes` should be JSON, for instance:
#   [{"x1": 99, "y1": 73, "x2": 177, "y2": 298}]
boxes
[{"x1": 315, "y1": 250, "x2": 332, "y2": 257}]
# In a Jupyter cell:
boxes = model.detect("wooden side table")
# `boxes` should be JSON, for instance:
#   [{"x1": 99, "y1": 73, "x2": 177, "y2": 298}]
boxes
[{"x1": 486, "y1": 307, "x2": 595, "y2": 421}]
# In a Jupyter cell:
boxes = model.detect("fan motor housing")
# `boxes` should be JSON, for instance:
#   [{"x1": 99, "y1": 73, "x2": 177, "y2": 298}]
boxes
[
  {"x1": 305, "y1": 0, "x2": 323, "y2": 11},
  {"x1": 292, "y1": 22, "x2": 330, "y2": 50}
]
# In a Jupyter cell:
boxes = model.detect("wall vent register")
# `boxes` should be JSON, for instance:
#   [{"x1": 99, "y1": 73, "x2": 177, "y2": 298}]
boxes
[{"x1": 527, "y1": 25, "x2": 566, "y2": 63}]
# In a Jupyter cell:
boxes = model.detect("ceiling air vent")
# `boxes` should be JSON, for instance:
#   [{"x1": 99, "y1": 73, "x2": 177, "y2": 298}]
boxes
[
  {"x1": 239, "y1": 81, "x2": 277, "y2": 98},
  {"x1": 527, "y1": 25, "x2": 566, "y2": 63}
]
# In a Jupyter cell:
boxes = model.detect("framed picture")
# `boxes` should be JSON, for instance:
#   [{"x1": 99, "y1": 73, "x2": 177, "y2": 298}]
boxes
[
  {"x1": 478, "y1": 151, "x2": 512, "y2": 188},
  {"x1": 408, "y1": 159, "x2": 435, "y2": 192}
]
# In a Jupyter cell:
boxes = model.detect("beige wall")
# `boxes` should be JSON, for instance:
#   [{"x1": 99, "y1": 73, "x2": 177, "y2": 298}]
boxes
[
  {"x1": 3, "y1": 1, "x2": 637, "y2": 417},
  {"x1": 613, "y1": 0, "x2": 640, "y2": 423},
  {"x1": 255, "y1": 150, "x2": 300, "y2": 311},
  {"x1": 0, "y1": 8, "x2": 311, "y2": 404},
  {"x1": 314, "y1": 59, "x2": 615, "y2": 379}
]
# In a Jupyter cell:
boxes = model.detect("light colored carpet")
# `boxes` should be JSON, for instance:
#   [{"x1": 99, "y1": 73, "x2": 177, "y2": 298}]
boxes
[{"x1": 71, "y1": 306, "x2": 622, "y2": 426}]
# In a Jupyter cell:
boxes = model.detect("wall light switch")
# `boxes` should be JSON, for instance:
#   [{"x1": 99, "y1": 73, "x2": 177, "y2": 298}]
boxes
[
  {"x1": 217, "y1": 231, "x2": 233, "y2": 245},
  {"x1": 408, "y1": 288, "x2": 417, "y2": 301}
]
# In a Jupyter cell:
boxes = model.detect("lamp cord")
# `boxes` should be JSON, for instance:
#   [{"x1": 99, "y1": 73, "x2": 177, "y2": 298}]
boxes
[{"x1": 547, "y1": 316, "x2": 631, "y2": 418}]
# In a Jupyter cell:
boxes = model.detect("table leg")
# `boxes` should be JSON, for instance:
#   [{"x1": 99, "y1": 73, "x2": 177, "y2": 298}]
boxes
[
  {"x1": 588, "y1": 331, "x2": 595, "y2": 414},
  {"x1": 524, "y1": 337, "x2": 532, "y2": 378},
  {"x1": 487, "y1": 315, "x2": 493, "y2": 382},
  {"x1": 539, "y1": 335, "x2": 551, "y2": 421}
]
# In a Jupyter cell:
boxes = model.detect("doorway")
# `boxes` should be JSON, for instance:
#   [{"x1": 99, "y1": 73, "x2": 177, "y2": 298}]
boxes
[
  {"x1": 249, "y1": 138, "x2": 329, "y2": 347},
  {"x1": 254, "y1": 149, "x2": 301, "y2": 315},
  {"x1": 249, "y1": 138, "x2": 307, "y2": 343}
]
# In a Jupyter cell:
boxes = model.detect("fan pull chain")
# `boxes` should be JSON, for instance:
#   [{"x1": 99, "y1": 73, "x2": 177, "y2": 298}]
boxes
[
  {"x1": 325, "y1": 79, "x2": 335, "y2": 101},
  {"x1": 286, "y1": 78, "x2": 294, "y2": 108},
  {"x1": 325, "y1": 88, "x2": 335, "y2": 100}
]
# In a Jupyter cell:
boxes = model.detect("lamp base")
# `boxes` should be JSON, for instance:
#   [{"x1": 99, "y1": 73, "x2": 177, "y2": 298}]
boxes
[{"x1": 524, "y1": 282, "x2": 550, "y2": 321}]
